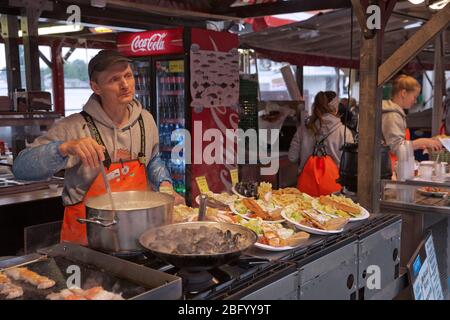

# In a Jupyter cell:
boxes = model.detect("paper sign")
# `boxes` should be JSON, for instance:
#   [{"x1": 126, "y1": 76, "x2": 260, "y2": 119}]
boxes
[
  {"x1": 438, "y1": 138, "x2": 450, "y2": 152},
  {"x1": 169, "y1": 60, "x2": 184, "y2": 73},
  {"x1": 159, "y1": 185, "x2": 173, "y2": 195},
  {"x1": 195, "y1": 176, "x2": 210, "y2": 193},
  {"x1": 230, "y1": 169, "x2": 239, "y2": 186}
]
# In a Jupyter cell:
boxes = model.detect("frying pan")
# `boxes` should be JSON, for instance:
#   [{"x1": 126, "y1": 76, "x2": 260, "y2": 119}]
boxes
[{"x1": 139, "y1": 221, "x2": 257, "y2": 272}]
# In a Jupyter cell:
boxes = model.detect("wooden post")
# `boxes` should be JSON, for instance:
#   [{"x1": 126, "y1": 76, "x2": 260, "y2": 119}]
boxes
[
  {"x1": 0, "y1": 15, "x2": 21, "y2": 103},
  {"x1": 357, "y1": 32, "x2": 383, "y2": 213},
  {"x1": 432, "y1": 32, "x2": 445, "y2": 136},
  {"x1": 51, "y1": 40, "x2": 65, "y2": 116},
  {"x1": 21, "y1": 6, "x2": 42, "y2": 91}
]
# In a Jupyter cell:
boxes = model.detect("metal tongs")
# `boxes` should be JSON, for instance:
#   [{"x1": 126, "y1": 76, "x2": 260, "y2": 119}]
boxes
[
  {"x1": 0, "y1": 254, "x2": 49, "y2": 273},
  {"x1": 198, "y1": 194, "x2": 208, "y2": 221}
]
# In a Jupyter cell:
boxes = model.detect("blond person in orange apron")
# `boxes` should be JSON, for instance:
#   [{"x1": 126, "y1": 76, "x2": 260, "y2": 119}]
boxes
[
  {"x1": 382, "y1": 75, "x2": 442, "y2": 170},
  {"x1": 13, "y1": 50, "x2": 184, "y2": 245}
]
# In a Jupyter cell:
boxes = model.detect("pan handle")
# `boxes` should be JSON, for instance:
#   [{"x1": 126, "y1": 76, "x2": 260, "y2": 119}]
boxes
[
  {"x1": 77, "y1": 217, "x2": 117, "y2": 227},
  {"x1": 198, "y1": 194, "x2": 208, "y2": 221}
]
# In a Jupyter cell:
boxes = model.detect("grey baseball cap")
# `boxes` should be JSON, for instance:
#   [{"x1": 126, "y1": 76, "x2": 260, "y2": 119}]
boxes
[{"x1": 88, "y1": 49, "x2": 131, "y2": 80}]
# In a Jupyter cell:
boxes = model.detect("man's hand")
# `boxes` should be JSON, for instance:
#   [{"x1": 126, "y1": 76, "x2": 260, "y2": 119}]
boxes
[
  {"x1": 59, "y1": 137, "x2": 106, "y2": 168},
  {"x1": 160, "y1": 181, "x2": 185, "y2": 205}
]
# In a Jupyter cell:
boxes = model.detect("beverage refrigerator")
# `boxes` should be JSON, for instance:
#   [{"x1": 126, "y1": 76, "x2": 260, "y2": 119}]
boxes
[{"x1": 117, "y1": 28, "x2": 240, "y2": 205}]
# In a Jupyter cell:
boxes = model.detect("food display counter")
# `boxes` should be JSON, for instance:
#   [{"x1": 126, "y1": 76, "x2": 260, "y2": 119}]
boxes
[
  {"x1": 1, "y1": 186, "x2": 405, "y2": 300},
  {"x1": 381, "y1": 179, "x2": 450, "y2": 298}
]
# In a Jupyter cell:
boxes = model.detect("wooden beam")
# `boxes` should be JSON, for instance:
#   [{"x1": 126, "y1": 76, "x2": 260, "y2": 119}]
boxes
[
  {"x1": 38, "y1": 49, "x2": 52, "y2": 69},
  {"x1": 107, "y1": 0, "x2": 239, "y2": 21},
  {"x1": 378, "y1": 4, "x2": 450, "y2": 86},
  {"x1": 357, "y1": 31, "x2": 383, "y2": 213},
  {"x1": 51, "y1": 40, "x2": 65, "y2": 116},
  {"x1": 432, "y1": 32, "x2": 445, "y2": 136},
  {"x1": 0, "y1": 14, "x2": 22, "y2": 99},
  {"x1": 63, "y1": 47, "x2": 76, "y2": 63},
  {"x1": 21, "y1": 5, "x2": 42, "y2": 91},
  {"x1": 214, "y1": 0, "x2": 351, "y2": 18},
  {"x1": 351, "y1": 0, "x2": 374, "y2": 38}
]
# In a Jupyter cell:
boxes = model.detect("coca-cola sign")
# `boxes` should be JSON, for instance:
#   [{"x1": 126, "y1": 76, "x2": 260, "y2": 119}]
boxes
[
  {"x1": 131, "y1": 33, "x2": 166, "y2": 53},
  {"x1": 117, "y1": 28, "x2": 184, "y2": 57}
]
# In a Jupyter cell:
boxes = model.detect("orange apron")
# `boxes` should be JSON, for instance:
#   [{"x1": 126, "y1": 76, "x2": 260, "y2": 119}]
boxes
[
  {"x1": 389, "y1": 128, "x2": 411, "y2": 171},
  {"x1": 60, "y1": 111, "x2": 148, "y2": 245}
]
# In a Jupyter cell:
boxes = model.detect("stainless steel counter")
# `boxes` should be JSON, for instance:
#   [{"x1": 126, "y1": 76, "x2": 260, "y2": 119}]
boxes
[{"x1": 0, "y1": 186, "x2": 63, "y2": 207}]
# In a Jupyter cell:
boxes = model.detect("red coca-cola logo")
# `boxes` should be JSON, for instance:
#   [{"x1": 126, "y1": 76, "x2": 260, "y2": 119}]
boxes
[
  {"x1": 117, "y1": 28, "x2": 183, "y2": 56},
  {"x1": 131, "y1": 33, "x2": 167, "y2": 53}
]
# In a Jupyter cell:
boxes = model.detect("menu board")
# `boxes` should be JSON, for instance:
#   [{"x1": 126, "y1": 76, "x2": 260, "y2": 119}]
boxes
[{"x1": 407, "y1": 233, "x2": 444, "y2": 300}]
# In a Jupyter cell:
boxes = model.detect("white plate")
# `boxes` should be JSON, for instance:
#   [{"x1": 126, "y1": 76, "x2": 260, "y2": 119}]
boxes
[
  {"x1": 280, "y1": 210, "x2": 344, "y2": 235},
  {"x1": 231, "y1": 185, "x2": 255, "y2": 199},
  {"x1": 312, "y1": 199, "x2": 370, "y2": 222},
  {"x1": 253, "y1": 242, "x2": 294, "y2": 251},
  {"x1": 229, "y1": 203, "x2": 284, "y2": 224}
]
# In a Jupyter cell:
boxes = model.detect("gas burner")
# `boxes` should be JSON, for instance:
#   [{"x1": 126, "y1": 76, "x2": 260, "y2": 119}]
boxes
[{"x1": 177, "y1": 270, "x2": 217, "y2": 294}]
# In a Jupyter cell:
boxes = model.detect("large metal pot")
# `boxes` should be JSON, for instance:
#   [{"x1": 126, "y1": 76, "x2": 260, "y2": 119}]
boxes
[{"x1": 79, "y1": 190, "x2": 174, "y2": 254}]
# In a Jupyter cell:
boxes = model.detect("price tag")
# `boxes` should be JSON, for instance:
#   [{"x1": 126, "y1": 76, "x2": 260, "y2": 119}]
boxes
[
  {"x1": 230, "y1": 169, "x2": 239, "y2": 186},
  {"x1": 195, "y1": 176, "x2": 210, "y2": 193},
  {"x1": 169, "y1": 60, "x2": 184, "y2": 73},
  {"x1": 159, "y1": 185, "x2": 173, "y2": 195}
]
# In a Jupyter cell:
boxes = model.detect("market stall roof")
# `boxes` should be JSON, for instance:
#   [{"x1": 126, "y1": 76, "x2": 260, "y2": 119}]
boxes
[{"x1": 240, "y1": 1, "x2": 450, "y2": 69}]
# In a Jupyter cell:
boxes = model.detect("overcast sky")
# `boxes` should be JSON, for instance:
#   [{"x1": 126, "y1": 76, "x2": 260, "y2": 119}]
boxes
[{"x1": 0, "y1": 44, "x2": 100, "y2": 69}]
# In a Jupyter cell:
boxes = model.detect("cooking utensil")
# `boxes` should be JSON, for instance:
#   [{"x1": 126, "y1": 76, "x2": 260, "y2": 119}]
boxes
[
  {"x1": 100, "y1": 159, "x2": 117, "y2": 225},
  {"x1": 198, "y1": 194, "x2": 208, "y2": 221},
  {"x1": 78, "y1": 190, "x2": 174, "y2": 254},
  {"x1": 139, "y1": 221, "x2": 257, "y2": 272},
  {"x1": 0, "y1": 255, "x2": 48, "y2": 273}
]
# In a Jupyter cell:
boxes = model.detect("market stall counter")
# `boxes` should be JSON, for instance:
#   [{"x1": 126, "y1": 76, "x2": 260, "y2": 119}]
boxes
[{"x1": 381, "y1": 178, "x2": 450, "y2": 298}]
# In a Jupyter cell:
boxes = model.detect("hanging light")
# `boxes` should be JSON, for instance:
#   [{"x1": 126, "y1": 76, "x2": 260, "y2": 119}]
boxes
[
  {"x1": 428, "y1": 0, "x2": 449, "y2": 10},
  {"x1": 90, "y1": 26, "x2": 114, "y2": 33},
  {"x1": 18, "y1": 24, "x2": 83, "y2": 37},
  {"x1": 408, "y1": 0, "x2": 425, "y2": 4}
]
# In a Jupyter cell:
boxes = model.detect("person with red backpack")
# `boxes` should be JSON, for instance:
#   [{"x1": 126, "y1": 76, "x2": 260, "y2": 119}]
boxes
[{"x1": 288, "y1": 91, "x2": 354, "y2": 196}]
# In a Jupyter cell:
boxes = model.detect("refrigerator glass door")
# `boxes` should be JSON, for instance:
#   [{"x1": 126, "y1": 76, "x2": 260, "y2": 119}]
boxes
[
  {"x1": 131, "y1": 60, "x2": 152, "y2": 113},
  {"x1": 155, "y1": 59, "x2": 186, "y2": 196}
]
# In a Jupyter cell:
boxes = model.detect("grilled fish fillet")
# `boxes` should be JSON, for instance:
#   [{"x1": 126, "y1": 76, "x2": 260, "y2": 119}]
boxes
[
  {"x1": 5, "y1": 267, "x2": 55, "y2": 290},
  {"x1": 0, "y1": 273, "x2": 23, "y2": 299}
]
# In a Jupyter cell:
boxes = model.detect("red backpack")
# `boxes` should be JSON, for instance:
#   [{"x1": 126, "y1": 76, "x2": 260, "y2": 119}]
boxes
[{"x1": 297, "y1": 130, "x2": 342, "y2": 197}]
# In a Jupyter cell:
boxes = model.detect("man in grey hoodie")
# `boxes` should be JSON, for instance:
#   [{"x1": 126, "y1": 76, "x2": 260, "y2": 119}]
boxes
[{"x1": 13, "y1": 50, "x2": 183, "y2": 244}]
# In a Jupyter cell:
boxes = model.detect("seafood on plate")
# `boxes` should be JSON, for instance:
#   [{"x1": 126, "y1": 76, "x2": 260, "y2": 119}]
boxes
[
  {"x1": 233, "y1": 198, "x2": 282, "y2": 221},
  {"x1": 47, "y1": 286, "x2": 124, "y2": 300},
  {"x1": 271, "y1": 192, "x2": 313, "y2": 209},
  {"x1": 0, "y1": 273, "x2": 23, "y2": 299},
  {"x1": 4, "y1": 267, "x2": 55, "y2": 290},
  {"x1": 283, "y1": 204, "x2": 349, "y2": 231},
  {"x1": 173, "y1": 204, "x2": 198, "y2": 223},
  {"x1": 173, "y1": 204, "x2": 238, "y2": 224},
  {"x1": 314, "y1": 195, "x2": 365, "y2": 218},
  {"x1": 203, "y1": 191, "x2": 238, "y2": 206},
  {"x1": 257, "y1": 182, "x2": 272, "y2": 201},
  {"x1": 271, "y1": 187, "x2": 302, "y2": 195},
  {"x1": 239, "y1": 218, "x2": 309, "y2": 248}
]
